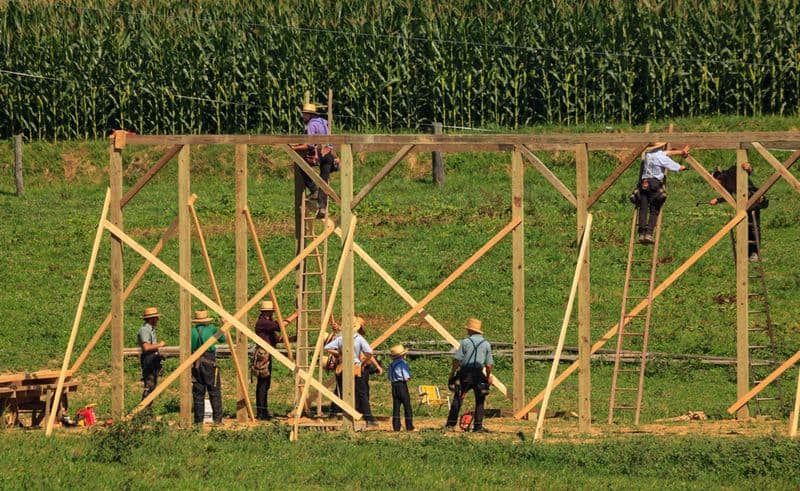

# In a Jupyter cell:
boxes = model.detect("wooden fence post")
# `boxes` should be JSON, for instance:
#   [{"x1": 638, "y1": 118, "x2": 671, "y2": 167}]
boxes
[
  {"x1": 432, "y1": 123, "x2": 445, "y2": 185},
  {"x1": 14, "y1": 135, "x2": 24, "y2": 197}
]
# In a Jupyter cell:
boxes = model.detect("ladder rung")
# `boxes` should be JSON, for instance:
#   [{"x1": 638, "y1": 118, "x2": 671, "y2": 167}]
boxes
[
  {"x1": 755, "y1": 397, "x2": 778, "y2": 401},
  {"x1": 750, "y1": 361, "x2": 774, "y2": 367},
  {"x1": 748, "y1": 345, "x2": 768, "y2": 350},
  {"x1": 615, "y1": 387, "x2": 638, "y2": 392},
  {"x1": 617, "y1": 369, "x2": 640, "y2": 373},
  {"x1": 623, "y1": 332, "x2": 644, "y2": 336},
  {"x1": 613, "y1": 405, "x2": 636, "y2": 410},
  {"x1": 304, "y1": 271, "x2": 323, "y2": 276},
  {"x1": 300, "y1": 308, "x2": 322, "y2": 313}
]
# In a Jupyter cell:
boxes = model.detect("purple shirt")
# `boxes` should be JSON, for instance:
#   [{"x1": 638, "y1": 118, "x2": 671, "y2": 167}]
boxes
[{"x1": 306, "y1": 116, "x2": 329, "y2": 136}]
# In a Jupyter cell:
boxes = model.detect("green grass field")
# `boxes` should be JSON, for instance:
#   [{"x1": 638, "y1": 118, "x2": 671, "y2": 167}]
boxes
[{"x1": 1, "y1": 116, "x2": 799, "y2": 488}]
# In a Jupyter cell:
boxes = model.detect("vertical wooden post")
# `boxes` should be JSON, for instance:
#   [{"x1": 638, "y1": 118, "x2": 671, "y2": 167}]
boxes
[
  {"x1": 511, "y1": 147, "x2": 525, "y2": 413},
  {"x1": 575, "y1": 143, "x2": 591, "y2": 432},
  {"x1": 235, "y1": 144, "x2": 249, "y2": 422},
  {"x1": 432, "y1": 123, "x2": 445, "y2": 185},
  {"x1": 735, "y1": 148, "x2": 750, "y2": 420},
  {"x1": 109, "y1": 133, "x2": 125, "y2": 420},
  {"x1": 14, "y1": 135, "x2": 24, "y2": 197},
  {"x1": 178, "y1": 145, "x2": 192, "y2": 426},
  {"x1": 340, "y1": 143, "x2": 356, "y2": 421}
]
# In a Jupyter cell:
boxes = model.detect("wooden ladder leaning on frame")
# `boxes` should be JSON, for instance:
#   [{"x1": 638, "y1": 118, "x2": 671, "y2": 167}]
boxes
[
  {"x1": 732, "y1": 209, "x2": 784, "y2": 415},
  {"x1": 608, "y1": 208, "x2": 662, "y2": 425},
  {"x1": 294, "y1": 192, "x2": 329, "y2": 417}
]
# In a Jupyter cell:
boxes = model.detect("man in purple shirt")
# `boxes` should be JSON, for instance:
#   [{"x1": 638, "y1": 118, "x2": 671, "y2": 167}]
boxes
[{"x1": 291, "y1": 103, "x2": 337, "y2": 219}]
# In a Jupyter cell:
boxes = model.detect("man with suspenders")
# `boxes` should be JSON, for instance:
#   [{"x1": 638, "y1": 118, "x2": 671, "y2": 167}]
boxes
[{"x1": 445, "y1": 318, "x2": 494, "y2": 432}]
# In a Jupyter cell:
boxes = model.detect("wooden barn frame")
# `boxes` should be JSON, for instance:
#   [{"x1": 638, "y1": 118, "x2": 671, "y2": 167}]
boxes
[{"x1": 46, "y1": 130, "x2": 800, "y2": 437}]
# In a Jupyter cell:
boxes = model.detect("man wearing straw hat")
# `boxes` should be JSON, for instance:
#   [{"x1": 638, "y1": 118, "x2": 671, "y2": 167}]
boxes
[
  {"x1": 190, "y1": 310, "x2": 223, "y2": 424},
  {"x1": 324, "y1": 315, "x2": 382, "y2": 426},
  {"x1": 445, "y1": 318, "x2": 494, "y2": 433},
  {"x1": 253, "y1": 300, "x2": 294, "y2": 420},
  {"x1": 137, "y1": 307, "x2": 166, "y2": 401},
  {"x1": 291, "y1": 102, "x2": 338, "y2": 220},
  {"x1": 635, "y1": 142, "x2": 690, "y2": 244}
]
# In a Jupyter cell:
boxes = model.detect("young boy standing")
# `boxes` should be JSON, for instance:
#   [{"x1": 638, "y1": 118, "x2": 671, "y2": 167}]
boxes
[{"x1": 388, "y1": 344, "x2": 415, "y2": 432}]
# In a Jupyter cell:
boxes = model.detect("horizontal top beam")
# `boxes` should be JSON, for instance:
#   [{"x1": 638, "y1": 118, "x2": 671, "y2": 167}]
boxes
[{"x1": 124, "y1": 132, "x2": 800, "y2": 150}]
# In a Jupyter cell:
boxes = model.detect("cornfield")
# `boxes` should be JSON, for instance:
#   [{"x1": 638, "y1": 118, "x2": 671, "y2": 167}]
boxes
[{"x1": 1, "y1": 0, "x2": 798, "y2": 139}]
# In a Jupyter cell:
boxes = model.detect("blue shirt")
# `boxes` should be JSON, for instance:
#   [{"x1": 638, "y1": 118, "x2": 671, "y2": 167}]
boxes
[
  {"x1": 453, "y1": 334, "x2": 493, "y2": 368},
  {"x1": 641, "y1": 150, "x2": 682, "y2": 181},
  {"x1": 388, "y1": 358, "x2": 411, "y2": 383},
  {"x1": 324, "y1": 333, "x2": 373, "y2": 365}
]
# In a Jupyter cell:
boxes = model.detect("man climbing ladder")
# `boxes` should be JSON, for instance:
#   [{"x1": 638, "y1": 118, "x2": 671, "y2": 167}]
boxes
[{"x1": 634, "y1": 142, "x2": 690, "y2": 244}]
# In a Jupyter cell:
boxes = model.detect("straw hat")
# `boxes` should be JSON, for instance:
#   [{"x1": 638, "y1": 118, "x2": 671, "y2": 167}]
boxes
[
  {"x1": 390, "y1": 344, "x2": 408, "y2": 358},
  {"x1": 353, "y1": 316, "x2": 366, "y2": 332},
  {"x1": 142, "y1": 307, "x2": 162, "y2": 319},
  {"x1": 260, "y1": 300, "x2": 274, "y2": 311},
  {"x1": 645, "y1": 142, "x2": 668, "y2": 153},
  {"x1": 300, "y1": 102, "x2": 319, "y2": 115},
  {"x1": 465, "y1": 318, "x2": 483, "y2": 334},
  {"x1": 192, "y1": 310, "x2": 213, "y2": 323}
]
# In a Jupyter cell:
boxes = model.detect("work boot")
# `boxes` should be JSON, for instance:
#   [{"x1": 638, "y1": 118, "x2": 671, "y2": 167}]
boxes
[
  {"x1": 316, "y1": 208, "x2": 327, "y2": 220},
  {"x1": 307, "y1": 191, "x2": 318, "y2": 200},
  {"x1": 749, "y1": 252, "x2": 759, "y2": 262},
  {"x1": 637, "y1": 233, "x2": 646, "y2": 244},
  {"x1": 641, "y1": 233, "x2": 654, "y2": 245}
]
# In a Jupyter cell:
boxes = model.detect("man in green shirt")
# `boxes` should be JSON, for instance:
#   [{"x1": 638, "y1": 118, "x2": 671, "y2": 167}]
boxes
[{"x1": 190, "y1": 310, "x2": 223, "y2": 424}]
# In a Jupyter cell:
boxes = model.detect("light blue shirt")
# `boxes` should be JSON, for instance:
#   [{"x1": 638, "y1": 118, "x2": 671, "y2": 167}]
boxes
[
  {"x1": 453, "y1": 334, "x2": 493, "y2": 368},
  {"x1": 388, "y1": 358, "x2": 411, "y2": 383},
  {"x1": 641, "y1": 150, "x2": 682, "y2": 181},
  {"x1": 137, "y1": 322, "x2": 157, "y2": 347},
  {"x1": 324, "y1": 333, "x2": 373, "y2": 365}
]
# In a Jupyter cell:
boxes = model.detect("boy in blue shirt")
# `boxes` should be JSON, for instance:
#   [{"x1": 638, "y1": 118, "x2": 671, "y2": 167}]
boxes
[{"x1": 388, "y1": 344, "x2": 416, "y2": 432}]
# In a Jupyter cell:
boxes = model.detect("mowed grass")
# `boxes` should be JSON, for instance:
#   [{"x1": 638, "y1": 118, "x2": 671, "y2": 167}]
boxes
[
  {"x1": 1, "y1": 425, "x2": 799, "y2": 489},
  {"x1": 1, "y1": 116, "x2": 799, "y2": 487}
]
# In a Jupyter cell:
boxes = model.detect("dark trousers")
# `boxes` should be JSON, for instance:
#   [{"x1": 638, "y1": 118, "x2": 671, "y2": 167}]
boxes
[
  {"x1": 355, "y1": 371, "x2": 376, "y2": 422},
  {"x1": 446, "y1": 366, "x2": 487, "y2": 429},
  {"x1": 140, "y1": 352, "x2": 160, "y2": 402},
  {"x1": 192, "y1": 354, "x2": 222, "y2": 423},
  {"x1": 329, "y1": 373, "x2": 343, "y2": 415},
  {"x1": 300, "y1": 155, "x2": 333, "y2": 210},
  {"x1": 637, "y1": 178, "x2": 666, "y2": 234},
  {"x1": 255, "y1": 376, "x2": 272, "y2": 419},
  {"x1": 391, "y1": 381, "x2": 414, "y2": 431}
]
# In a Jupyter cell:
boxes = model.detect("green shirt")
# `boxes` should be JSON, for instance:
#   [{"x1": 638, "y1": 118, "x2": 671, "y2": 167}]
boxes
[{"x1": 191, "y1": 323, "x2": 219, "y2": 352}]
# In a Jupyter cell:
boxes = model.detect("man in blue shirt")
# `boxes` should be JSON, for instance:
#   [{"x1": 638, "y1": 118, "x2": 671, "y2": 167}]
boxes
[
  {"x1": 445, "y1": 318, "x2": 494, "y2": 432},
  {"x1": 636, "y1": 143, "x2": 690, "y2": 244},
  {"x1": 324, "y1": 316, "x2": 382, "y2": 426},
  {"x1": 388, "y1": 344, "x2": 415, "y2": 432},
  {"x1": 291, "y1": 103, "x2": 338, "y2": 219},
  {"x1": 190, "y1": 310, "x2": 223, "y2": 424},
  {"x1": 137, "y1": 307, "x2": 165, "y2": 401}
]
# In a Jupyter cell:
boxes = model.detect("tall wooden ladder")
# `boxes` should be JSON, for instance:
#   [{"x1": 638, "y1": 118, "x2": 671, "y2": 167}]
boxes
[
  {"x1": 744, "y1": 210, "x2": 783, "y2": 415},
  {"x1": 294, "y1": 193, "x2": 329, "y2": 417},
  {"x1": 608, "y1": 210, "x2": 662, "y2": 424}
]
